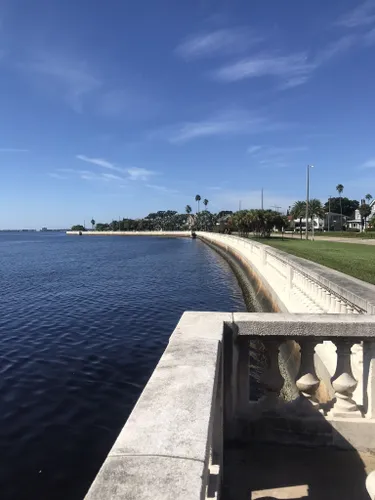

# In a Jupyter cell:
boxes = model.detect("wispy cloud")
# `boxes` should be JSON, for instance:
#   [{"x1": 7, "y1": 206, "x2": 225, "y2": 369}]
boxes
[
  {"x1": 76, "y1": 155, "x2": 157, "y2": 181},
  {"x1": 175, "y1": 28, "x2": 261, "y2": 59},
  {"x1": 128, "y1": 167, "x2": 156, "y2": 181},
  {"x1": 247, "y1": 144, "x2": 308, "y2": 169},
  {"x1": 164, "y1": 109, "x2": 290, "y2": 144},
  {"x1": 359, "y1": 158, "x2": 375, "y2": 169},
  {"x1": 336, "y1": 0, "x2": 375, "y2": 28},
  {"x1": 213, "y1": 52, "x2": 316, "y2": 87},
  {"x1": 212, "y1": 31, "x2": 363, "y2": 89},
  {"x1": 48, "y1": 172, "x2": 67, "y2": 180},
  {"x1": 146, "y1": 184, "x2": 178, "y2": 194},
  {"x1": 0, "y1": 148, "x2": 29, "y2": 152},
  {"x1": 21, "y1": 53, "x2": 101, "y2": 112},
  {"x1": 76, "y1": 154, "x2": 117, "y2": 170}
]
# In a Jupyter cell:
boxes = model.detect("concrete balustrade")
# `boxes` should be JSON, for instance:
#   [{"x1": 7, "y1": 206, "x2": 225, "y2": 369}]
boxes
[{"x1": 84, "y1": 312, "x2": 375, "y2": 499}]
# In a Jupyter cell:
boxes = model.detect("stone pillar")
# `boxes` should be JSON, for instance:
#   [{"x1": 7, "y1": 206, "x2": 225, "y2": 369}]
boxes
[
  {"x1": 364, "y1": 341, "x2": 375, "y2": 419},
  {"x1": 236, "y1": 336, "x2": 250, "y2": 417},
  {"x1": 329, "y1": 339, "x2": 362, "y2": 418},
  {"x1": 295, "y1": 339, "x2": 321, "y2": 411},
  {"x1": 259, "y1": 340, "x2": 284, "y2": 410}
]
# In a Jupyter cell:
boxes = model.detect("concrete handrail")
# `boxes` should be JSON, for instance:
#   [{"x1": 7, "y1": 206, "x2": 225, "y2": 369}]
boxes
[
  {"x1": 84, "y1": 312, "x2": 375, "y2": 499},
  {"x1": 197, "y1": 232, "x2": 375, "y2": 314},
  {"x1": 84, "y1": 312, "x2": 229, "y2": 500}
]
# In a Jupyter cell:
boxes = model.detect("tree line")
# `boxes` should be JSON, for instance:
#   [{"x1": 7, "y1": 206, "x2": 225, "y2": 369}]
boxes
[{"x1": 71, "y1": 188, "x2": 374, "y2": 235}]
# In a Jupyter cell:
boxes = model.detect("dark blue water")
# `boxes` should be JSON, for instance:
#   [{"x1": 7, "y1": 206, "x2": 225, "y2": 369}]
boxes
[{"x1": 0, "y1": 233, "x2": 245, "y2": 500}]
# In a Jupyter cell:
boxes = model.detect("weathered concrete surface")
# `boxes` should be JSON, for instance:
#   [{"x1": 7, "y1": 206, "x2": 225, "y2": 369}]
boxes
[
  {"x1": 84, "y1": 312, "x2": 230, "y2": 500},
  {"x1": 66, "y1": 230, "x2": 191, "y2": 237},
  {"x1": 232, "y1": 312, "x2": 375, "y2": 339}
]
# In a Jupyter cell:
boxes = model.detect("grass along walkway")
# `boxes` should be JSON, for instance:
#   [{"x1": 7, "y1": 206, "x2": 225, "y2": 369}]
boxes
[{"x1": 255, "y1": 238, "x2": 375, "y2": 285}]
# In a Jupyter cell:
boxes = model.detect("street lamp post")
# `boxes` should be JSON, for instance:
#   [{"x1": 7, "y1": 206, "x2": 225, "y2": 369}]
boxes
[
  {"x1": 305, "y1": 165, "x2": 314, "y2": 240},
  {"x1": 328, "y1": 195, "x2": 331, "y2": 232}
]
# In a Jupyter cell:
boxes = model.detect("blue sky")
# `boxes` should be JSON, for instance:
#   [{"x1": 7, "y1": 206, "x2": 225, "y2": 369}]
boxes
[{"x1": 1, "y1": 0, "x2": 375, "y2": 228}]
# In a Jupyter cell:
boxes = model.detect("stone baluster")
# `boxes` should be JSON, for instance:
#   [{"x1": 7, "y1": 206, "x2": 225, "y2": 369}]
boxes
[
  {"x1": 259, "y1": 340, "x2": 284, "y2": 410},
  {"x1": 329, "y1": 339, "x2": 362, "y2": 417},
  {"x1": 295, "y1": 339, "x2": 321, "y2": 411}
]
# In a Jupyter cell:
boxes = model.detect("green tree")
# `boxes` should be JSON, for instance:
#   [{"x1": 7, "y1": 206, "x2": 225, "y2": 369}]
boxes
[
  {"x1": 185, "y1": 205, "x2": 192, "y2": 214},
  {"x1": 71, "y1": 224, "x2": 86, "y2": 231},
  {"x1": 290, "y1": 201, "x2": 306, "y2": 239},
  {"x1": 366, "y1": 193, "x2": 373, "y2": 203},
  {"x1": 203, "y1": 199, "x2": 209, "y2": 209},
  {"x1": 91, "y1": 218, "x2": 96, "y2": 230},
  {"x1": 195, "y1": 194, "x2": 201, "y2": 213},
  {"x1": 359, "y1": 203, "x2": 372, "y2": 231},
  {"x1": 336, "y1": 184, "x2": 344, "y2": 229},
  {"x1": 323, "y1": 197, "x2": 359, "y2": 218}
]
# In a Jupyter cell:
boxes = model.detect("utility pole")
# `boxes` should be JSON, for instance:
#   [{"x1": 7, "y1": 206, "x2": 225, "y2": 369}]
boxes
[
  {"x1": 239, "y1": 200, "x2": 242, "y2": 211},
  {"x1": 271, "y1": 205, "x2": 281, "y2": 213},
  {"x1": 328, "y1": 195, "x2": 331, "y2": 232},
  {"x1": 261, "y1": 188, "x2": 264, "y2": 210}
]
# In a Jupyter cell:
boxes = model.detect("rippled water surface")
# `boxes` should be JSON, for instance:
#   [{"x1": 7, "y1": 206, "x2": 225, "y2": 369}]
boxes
[{"x1": 0, "y1": 233, "x2": 245, "y2": 500}]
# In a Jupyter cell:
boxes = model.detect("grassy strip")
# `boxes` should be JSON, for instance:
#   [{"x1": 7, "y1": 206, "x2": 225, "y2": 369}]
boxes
[{"x1": 253, "y1": 237, "x2": 375, "y2": 285}]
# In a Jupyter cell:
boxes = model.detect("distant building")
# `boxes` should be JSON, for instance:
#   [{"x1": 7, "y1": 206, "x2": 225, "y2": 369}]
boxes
[
  {"x1": 293, "y1": 212, "x2": 347, "y2": 232},
  {"x1": 347, "y1": 199, "x2": 375, "y2": 230}
]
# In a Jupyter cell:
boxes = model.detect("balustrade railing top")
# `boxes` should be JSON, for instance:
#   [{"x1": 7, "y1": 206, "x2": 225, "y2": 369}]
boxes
[{"x1": 197, "y1": 232, "x2": 375, "y2": 315}]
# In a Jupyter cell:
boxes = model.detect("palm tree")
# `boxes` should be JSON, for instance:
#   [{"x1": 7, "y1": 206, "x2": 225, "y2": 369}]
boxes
[
  {"x1": 336, "y1": 184, "x2": 344, "y2": 229},
  {"x1": 203, "y1": 199, "x2": 209, "y2": 210},
  {"x1": 185, "y1": 205, "x2": 192, "y2": 214},
  {"x1": 290, "y1": 201, "x2": 306, "y2": 239},
  {"x1": 366, "y1": 193, "x2": 373, "y2": 203},
  {"x1": 195, "y1": 194, "x2": 201, "y2": 213},
  {"x1": 308, "y1": 199, "x2": 324, "y2": 234},
  {"x1": 91, "y1": 218, "x2": 96, "y2": 230}
]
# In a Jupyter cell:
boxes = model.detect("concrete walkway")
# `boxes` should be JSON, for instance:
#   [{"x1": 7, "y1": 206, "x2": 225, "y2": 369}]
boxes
[
  {"x1": 274, "y1": 234, "x2": 375, "y2": 245},
  {"x1": 223, "y1": 443, "x2": 375, "y2": 499}
]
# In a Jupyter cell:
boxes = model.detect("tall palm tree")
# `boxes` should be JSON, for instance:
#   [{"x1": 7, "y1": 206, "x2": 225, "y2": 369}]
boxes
[
  {"x1": 185, "y1": 205, "x2": 192, "y2": 214},
  {"x1": 195, "y1": 194, "x2": 201, "y2": 213},
  {"x1": 91, "y1": 218, "x2": 96, "y2": 230},
  {"x1": 336, "y1": 184, "x2": 344, "y2": 229},
  {"x1": 366, "y1": 193, "x2": 373, "y2": 203},
  {"x1": 203, "y1": 199, "x2": 209, "y2": 210},
  {"x1": 308, "y1": 199, "x2": 324, "y2": 234},
  {"x1": 290, "y1": 201, "x2": 306, "y2": 239}
]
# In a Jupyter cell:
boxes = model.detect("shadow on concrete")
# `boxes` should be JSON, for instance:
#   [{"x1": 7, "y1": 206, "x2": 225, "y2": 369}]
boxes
[{"x1": 222, "y1": 401, "x2": 372, "y2": 500}]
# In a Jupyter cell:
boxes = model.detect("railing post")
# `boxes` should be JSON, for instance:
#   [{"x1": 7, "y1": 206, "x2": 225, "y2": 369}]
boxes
[
  {"x1": 236, "y1": 336, "x2": 250, "y2": 417},
  {"x1": 295, "y1": 339, "x2": 321, "y2": 411},
  {"x1": 286, "y1": 265, "x2": 293, "y2": 296},
  {"x1": 259, "y1": 339, "x2": 284, "y2": 410},
  {"x1": 261, "y1": 248, "x2": 267, "y2": 267},
  {"x1": 329, "y1": 339, "x2": 362, "y2": 418},
  {"x1": 364, "y1": 340, "x2": 375, "y2": 419}
]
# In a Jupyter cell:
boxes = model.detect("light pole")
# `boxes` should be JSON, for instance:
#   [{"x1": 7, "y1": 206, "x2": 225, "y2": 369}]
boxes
[
  {"x1": 305, "y1": 165, "x2": 314, "y2": 240},
  {"x1": 328, "y1": 195, "x2": 331, "y2": 232}
]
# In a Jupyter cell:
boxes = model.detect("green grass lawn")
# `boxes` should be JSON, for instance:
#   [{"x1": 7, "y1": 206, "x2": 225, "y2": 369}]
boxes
[{"x1": 255, "y1": 238, "x2": 375, "y2": 285}]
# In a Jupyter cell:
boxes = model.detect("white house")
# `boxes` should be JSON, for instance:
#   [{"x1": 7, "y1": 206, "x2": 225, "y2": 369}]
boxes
[{"x1": 347, "y1": 199, "x2": 375, "y2": 230}]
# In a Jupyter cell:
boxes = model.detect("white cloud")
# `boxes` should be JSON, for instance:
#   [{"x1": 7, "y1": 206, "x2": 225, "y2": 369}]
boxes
[
  {"x1": 213, "y1": 53, "x2": 314, "y2": 85},
  {"x1": 336, "y1": 0, "x2": 375, "y2": 28},
  {"x1": 247, "y1": 145, "x2": 263, "y2": 154},
  {"x1": 175, "y1": 28, "x2": 260, "y2": 59},
  {"x1": 76, "y1": 154, "x2": 119, "y2": 170},
  {"x1": 102, "y1": 173, "x2": 124, "y2": 181},
  {"x1": 76, "y1": 156, "x2": 157, "y2": 181},
  {"x1": 166, "y1": 109, "x2": 290, "y2": 144},
  {"x1": 128, "y1": 167, "x2": 156, "y2": 181},
  {"x1": 21, "y1": 53, "x2": 101, "y2": 112},
  {"x1": 146, "y1": 184, "x2": 179, "y2": 194},
  {"x1": 48, "y1": 172, "x2": 67, "y2": 180},
  {"x1": 359, "y1": 158, "x2": 375, "y2": 168}
]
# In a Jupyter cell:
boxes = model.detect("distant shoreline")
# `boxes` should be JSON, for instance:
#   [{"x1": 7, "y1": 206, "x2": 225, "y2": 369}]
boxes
[{"x1": 66, "y1": 230, "x2": 192, "y2": 237}]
